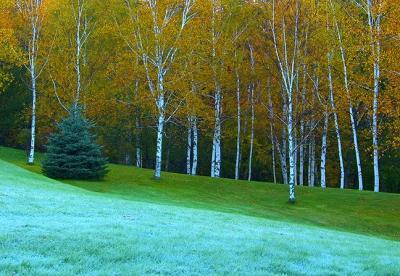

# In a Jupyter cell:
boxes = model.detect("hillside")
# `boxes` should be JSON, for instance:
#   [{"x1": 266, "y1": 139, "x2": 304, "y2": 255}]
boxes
[
  {"x1": 1, "y1": 156, "x2": 400, "y2": 274},
  {"x1": 1, "y1": 147, "x2": 400, "y2": 241}
]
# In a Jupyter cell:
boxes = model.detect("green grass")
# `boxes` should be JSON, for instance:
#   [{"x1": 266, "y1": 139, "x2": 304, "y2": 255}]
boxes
[
  {"x1": 1, "y1": 146, "x2": 399, "y2": 241},
  {"x1": 1, "y1": 146, "x2": 400, "y2": 274}
]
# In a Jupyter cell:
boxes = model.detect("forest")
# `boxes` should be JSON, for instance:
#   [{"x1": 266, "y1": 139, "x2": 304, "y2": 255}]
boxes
[{"x1": 1, "y1": 0, "x2": 400, "y2": 200}]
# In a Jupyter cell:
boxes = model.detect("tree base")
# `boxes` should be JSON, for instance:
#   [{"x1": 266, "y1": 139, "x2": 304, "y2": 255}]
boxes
[
  {"x1": 153, "y1": 176, "x2": 161, "y2": 181},
  {"x1": 288, "y1": 198, "x2": 296, "y2": 204}
]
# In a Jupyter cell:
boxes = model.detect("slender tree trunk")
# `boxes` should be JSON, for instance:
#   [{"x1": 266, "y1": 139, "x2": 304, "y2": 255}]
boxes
[
  {"x1": 191, "y1": 116, "x2": 198, "y2": 175},
  {"x1": 186, "y1": 117, "x2": 192, "y2": 174},
  {"x1": 73, "y1": 0, "x2": 90, "y2": 108},
  {"x1": 248, "y1": 83, "x2": 255, "y2": 181},
  {"x1": 327, "y1": 55, "x2": 345, "y2": 188},
  {"x1": 278, "y1": 131, "x2": 288, "y2": 184},
  {"x1": 350, "y1": 106, "x2": 363, "y2": 190},
  {"x1": 320, "y1": 109, "x2": 329, "y2": 188},
  {"x1": 287, "y1": 91, "x2": 296, "y2": 202},
  {"x1": 126, "y1": 0, "x2": 195, "y2": 179},
  {"x1": 366, "y1": 1, "x2": 381, "y2": 192},
  {"x1": 269, "y1": 0, "x2": 299, "y2": 202},
  {"x1": 75, "y1": 30, "x2": 81, "y2": 107},
  {"x1": 154, "y1": 92, "x2": 165, "y2": 179},
  {"x1": 280, "y1": 99, "x2": 288, "y2": 185},
  {"x1": 247, "y1": 43, "x2": 256, "y2": 181},
  {"x1": 26, "y1": 1, "x2": 42, "y2": 165},
  {"x1": 299, "y1": 65, "x2": 307, "y2": 186},
  {"x1": 372, "y1": 58, "x2": 380, "y2": 192},
  {"x1": 311, "y1": 134, "x2": 316, "y2": 187},
  {"x1": 135, "y1": 116, "x2": 142, "y2": 168},
  {"x1": 28, "y1": 71, "x2": 37, "y2": 165},
  {"x1": 308, "y1": 123, "x2": 316, "y2": 187},
  {"x1": 271, "y1": 127, "x2": 277, "y2": 184},
  {"x1": 210, "y1": 2, "x2": 222, "y2": 178},
  {"x1": 308, "y1": 139, "x2": 311, "y2": 186},
  {"x1": 332, "y1": 4, "x2": 364, "y2": 190},
  {"x1": 211, "y1": 85, "x2": 222, "y2": 178},
  {"x1": 299, "y1": 121, "x2": 305, "y2": 186},
  {"x1": 293, "y1": 127, "x2": 298, "y2": 186},
  {"x1": 235, "y1": 67, "x2": 241, "y2": 180}
]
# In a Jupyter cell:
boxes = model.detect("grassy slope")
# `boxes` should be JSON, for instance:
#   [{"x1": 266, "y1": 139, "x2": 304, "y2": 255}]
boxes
[
  {"x1": 1, "y1": 146, "x2": 399, "y2": 241},
  {"x1": 1, "y1": 158, "x2": 400, "y2": 274}
]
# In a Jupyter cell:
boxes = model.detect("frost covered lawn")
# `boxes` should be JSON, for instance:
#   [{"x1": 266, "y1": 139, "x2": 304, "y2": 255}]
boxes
[
  {"x1": 1, "y1": 147, "x2": 399, "y2": 240},
  {"x1": 1, "y1": 147, "x2": 400, "y2": 274}
]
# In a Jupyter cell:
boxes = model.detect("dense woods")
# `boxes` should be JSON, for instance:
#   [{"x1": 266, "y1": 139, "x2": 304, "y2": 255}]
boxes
[{"x1": 1, "y1": 0, "x2": 400, "y2": 200}]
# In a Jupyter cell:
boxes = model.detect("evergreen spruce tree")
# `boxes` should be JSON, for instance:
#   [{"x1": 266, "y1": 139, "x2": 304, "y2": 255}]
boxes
[{"x1": 42, "y1": 107, "x2": 108, "y2": 179}]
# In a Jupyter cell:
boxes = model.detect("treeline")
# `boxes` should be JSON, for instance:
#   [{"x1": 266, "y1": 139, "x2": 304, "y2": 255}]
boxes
[{"x1": 1, "y1": 0, "x2": 399, "y2": 200}]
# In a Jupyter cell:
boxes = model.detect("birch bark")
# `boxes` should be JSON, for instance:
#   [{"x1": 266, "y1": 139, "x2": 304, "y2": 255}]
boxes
[
  {"x1": 331, "y1": 0, "x2": 364, "y2": 190},
  {"x1": 327, "y1": 53, "x2": 345, "y2": 188},
  {"x1": 22, "y1": 0, "x2": 44, "y2": 165}
]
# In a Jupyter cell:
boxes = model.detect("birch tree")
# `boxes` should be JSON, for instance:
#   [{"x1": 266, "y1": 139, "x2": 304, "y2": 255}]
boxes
[
  {"x1": 247, "y1": 42, "x2": 256, "y2": 181},
  {"x1": 269, "y1": 0, "x2": 300, "y2": 202},
  {"x1": 320, "y1": 92, "x2": 329, "y2": 189},
  {"x1": 186, "y1": 114, "x2": 198, "y2": 175},
  {"x1": 125, "y1": 0, "x2": 196, "y2": 179},
  {"x1": 71, "y1": 0, "x2": 92, "y2": 108},
  {"x1": 327, "y1": 52, "x2": 345, "y2": 188},
  {"x1": 351, "y1": 0, "x2": 382, "y2": 192},
  {"x1": 234, "y1": 51, "x2": 242, "y2": 180},
  {"x1": 18, "y1": 0, "x2": 46, "y2": 165},
  {"x1": 330, "y1": 0, "x2": 364, "y2": 190},
  {"x1": 210, "y1": 0, "x2": 222, "y2": 178}
]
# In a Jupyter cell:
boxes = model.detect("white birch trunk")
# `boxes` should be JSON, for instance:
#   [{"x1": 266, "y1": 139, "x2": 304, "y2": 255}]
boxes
[
  {"x1": 372, "y1": 55, "x2": 380, "y2": 192},
  {"x1": 350, "y1": 106, "x2": 363, "y2": 190},
  {"x1": 271, "y1": 126, "x2": 277, "y2": 184},
  {"x1": 25, "y1": 0, "x2": 42, "y2": 165},
  {"x1": 327, "y1": 54, "x2": 345, "y2": 188},
  {"x1": 299, "y1": 124, "x2": 304, "y2": 186},
  {"x1": 320, "y1": 109, "x2": 329, "y2": 188},
  {"x1": 135, "y1": 113, "x2": 142, "y2": 168},
  {"x1": 287, "y1": 93, "x2": 296, "y2": 202},
  {"x1": 235, "y1": 67, "x2": 241, "y2": 180},
  {"x1": 308, "y1": 123, "x2": 316, "y2": 187},
  {"x1": 134, "y1": 77, "x2": 142, "y2": 168},
  {"x1": 366, "y1": 0, "x2": 381, "y2": 192},
  {"x1": 280, "y1": 127, "x2": 288, "y2": 185},
  {"x1": 154, "y1": 109, "x2": 165, "y2": 179},
  {"x1": 126, "y1": 0, "x2": 195, "y2": 179},
  {"x1": 191, "y1": 116, "x2": 198, "y2": 175},
  {"x1": 310, "y1": 70, "x2": 318, "y2": 187},
  {"x1": 310, "y1": 133, "x2": 315, "y2": 187},
  {"x1": 248, "y1": 83, "x2": 255, "y2": 181},
  {"x1": 28, "y1": 69, "x2": 37, "y2": 165},
  {"x1": 210, "y1": 1, "x2": 222, "y2": 178},
  {"x1": 299, "y1": 65, "x2": 307, "y2": 186},
  {"x1": 211, "y1": 92, "x2": 222, "y2": 178},
  {"x1": 213, "y1": 97, "x2": 222, "y2": 178},
  {"x1": 73, "y1": 0, "x2": 90, "y2": 107},
  {"x1": 331, "y1": 1, "x2": 364, "y2": 190},
  {"x1": 75, "y1": 17, "x2": 81, "y2": 107},
  {"x1": 186, "y1": 117, "x2": 192, "y2": 174},
  {"x1": 308, "y1": 138, "x2": 311, "y2": 186},
  {"x1": 269, "y1": 0, "x2": 299, "y2": 202},
  {"x1": 293, "y1": 124, "x2": 298, "y2": 186},
  {"x1": 247, "y1": 43, "x2": 256, "y2": 182}
]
